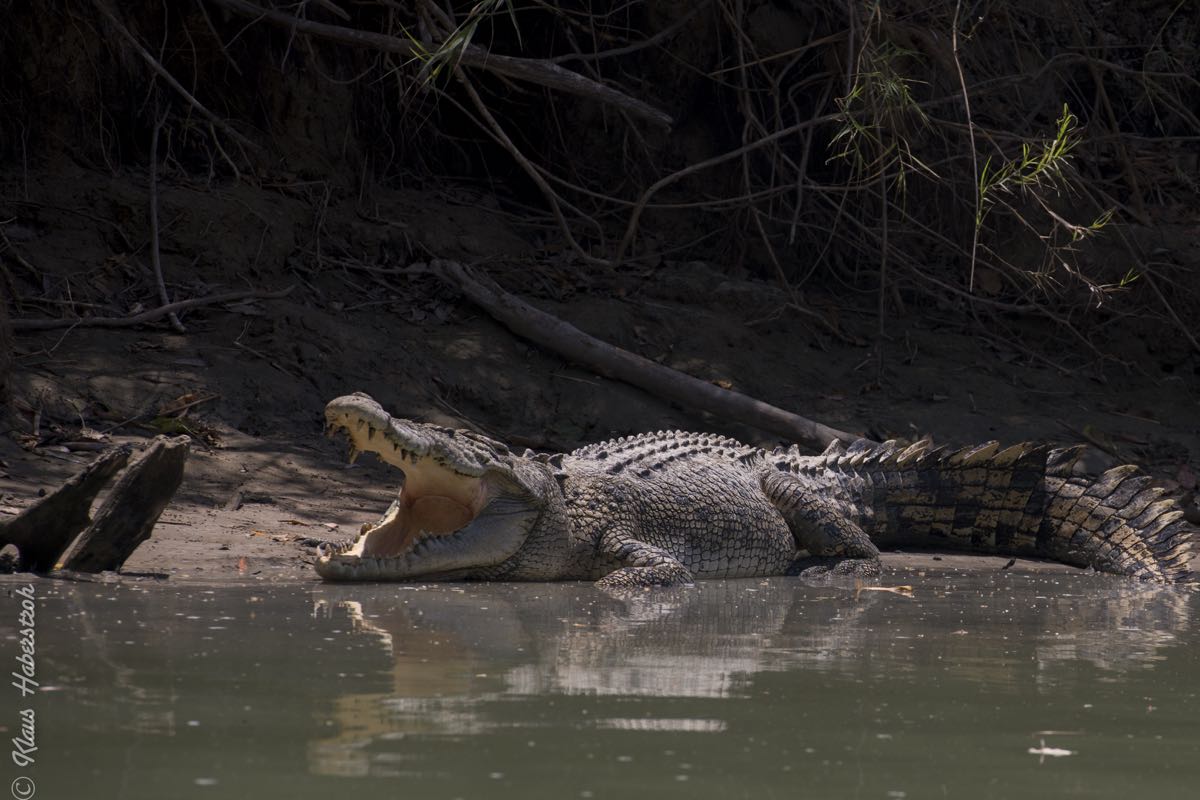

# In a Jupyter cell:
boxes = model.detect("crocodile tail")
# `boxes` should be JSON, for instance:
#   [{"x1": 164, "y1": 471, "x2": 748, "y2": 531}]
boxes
[
  {"x1": 1034, "y1": 449, "x2": 1194, "y2": 583},
  {"x1": 824, "y1": 440, "x2": 1195, "y2": 583}
]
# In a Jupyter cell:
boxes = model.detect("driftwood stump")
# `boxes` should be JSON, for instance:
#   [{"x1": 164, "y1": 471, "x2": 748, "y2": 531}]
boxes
[
  {"x1": 64, "y1": 436, "x2": 190, "y2": 572},
  {"x1": 0, "y1": 435, "x2": 189, "y2": 574},
  {"x1": 0, "y1": 446, "x2": 132, "y2": 571}
]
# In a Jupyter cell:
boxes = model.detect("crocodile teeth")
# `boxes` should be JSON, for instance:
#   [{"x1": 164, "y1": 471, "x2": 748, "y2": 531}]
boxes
[{"x1": 317, "y1": 541, "x2": 351, "y2": 558}]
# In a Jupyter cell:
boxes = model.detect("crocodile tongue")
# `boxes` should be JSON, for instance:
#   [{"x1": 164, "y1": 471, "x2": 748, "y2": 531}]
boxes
[{"x1": 355, "y1": 487, "x2": 483, "y2": 558}]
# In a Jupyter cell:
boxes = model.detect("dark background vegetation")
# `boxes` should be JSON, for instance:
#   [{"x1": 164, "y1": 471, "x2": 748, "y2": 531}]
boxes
[{"x1": 1, "y1": 0, "x2": 1198, "y2": 440}]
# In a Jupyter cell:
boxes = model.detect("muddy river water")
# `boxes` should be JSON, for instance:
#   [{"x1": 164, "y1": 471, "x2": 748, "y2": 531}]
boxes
[{"x1": 3, "y1": 570, "x2": 1198, "y2": 799}]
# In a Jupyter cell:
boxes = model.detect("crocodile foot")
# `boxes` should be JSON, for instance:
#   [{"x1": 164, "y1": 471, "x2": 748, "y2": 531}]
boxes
[
  {"x1": 788, "y1": 556, "x2": 883, "y2": 581},
  {"x1": 596, "y1": 563, "x2": 696, "y2": 591}
]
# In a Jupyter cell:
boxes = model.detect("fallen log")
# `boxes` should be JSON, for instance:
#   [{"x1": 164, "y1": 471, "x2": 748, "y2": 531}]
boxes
[{"x1": 430, "y1": 259, "x2": 864, "y2": 450}]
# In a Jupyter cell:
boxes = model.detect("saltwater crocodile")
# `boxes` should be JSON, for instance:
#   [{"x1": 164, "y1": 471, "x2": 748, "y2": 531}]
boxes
[{"x1": 316, "y1": 393, "x2": 1195, "y2": 588}]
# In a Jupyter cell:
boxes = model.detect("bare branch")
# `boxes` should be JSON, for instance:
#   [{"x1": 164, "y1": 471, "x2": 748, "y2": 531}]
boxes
[{"x1": 204, "y1": 0, "x2": 673, "y2": 127}]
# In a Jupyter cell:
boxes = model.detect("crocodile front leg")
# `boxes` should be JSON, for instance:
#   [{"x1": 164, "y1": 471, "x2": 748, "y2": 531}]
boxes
[
  {"x1": 595, "y1": 527, "x2": 695, "y2": 590},
  {"x1": 762, "y1": 470, "x2": 882, "y2": 579}
]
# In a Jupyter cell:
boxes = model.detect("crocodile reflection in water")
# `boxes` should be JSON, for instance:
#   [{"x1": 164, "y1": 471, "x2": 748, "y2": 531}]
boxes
[{"x1": 306, "y1": 576, "x2": 1192, "y2": 778}]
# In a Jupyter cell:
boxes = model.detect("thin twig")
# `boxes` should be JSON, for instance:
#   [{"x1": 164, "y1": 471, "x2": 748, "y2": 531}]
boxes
[
  {"x1": 1140, "y1": 269, "x2": 1200, "y2": 353},
  {"x1": 0, "y1": 226, "x2": 41, "y2": 282},
  {"x1": 196, "y1": 0, "x2": 244, "y2": 76},
  {"x1": 547, "y1": 3, "x2": 709, "y2": 65},
  {"x1": 951, "y1": 0, "x2": 981, "y2": 292},
  {"x1": 161, "y1": 393, "x2": 221, "y2": 417},
  {"x1": 614, "y1": 110, "x2": 843, "y2": 264},
  {"x1": 97, "y1": 393, "x2": 220, "y2": 435},
  {"x1": 148, "y1": 107, "x2": 185, "y2": 332},
  {"x1": 309, "y1": 0, "x2": 350, "y2": 21},
  {"x1": 11, "y1": 287, "x2": 294, "y2": 331},
  {"x1": 452, "y1": 66, "x2": 608, "y2": 267},
  {"x1": 232, "y1": 340, "x2": 302, "y2": 379},
  {"x1": 3, "y1": 200, "x2": 135, "y2": 250},
  {"x1": 91, "y1": 1, "x2": 260, "y2": 153}
]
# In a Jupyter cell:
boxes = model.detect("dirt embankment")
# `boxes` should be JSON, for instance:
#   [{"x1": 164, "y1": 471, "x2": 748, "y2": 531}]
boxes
[
  {"x1": 0, "y1": 298, "x2": 10, "y2": 400},
  {"x1": 2, "y1": 236, "x2": 1196, "y2": 581}
]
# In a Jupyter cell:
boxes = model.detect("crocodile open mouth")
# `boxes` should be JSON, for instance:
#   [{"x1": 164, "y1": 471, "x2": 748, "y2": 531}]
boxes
[
  {"x1": 324, "y1": 403, "x2": 490, "y2": 559},
  {"x1": 317, "y1": 394, "x2": 541, "y2": 581},
  {"x1": 351, "y1": 454, "x2": 490, "y2": 558}
]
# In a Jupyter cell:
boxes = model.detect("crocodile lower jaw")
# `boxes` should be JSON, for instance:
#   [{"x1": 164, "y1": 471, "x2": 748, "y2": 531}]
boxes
[{"x1": 315, "y1": 524, "x2": 478, "y2": 581}]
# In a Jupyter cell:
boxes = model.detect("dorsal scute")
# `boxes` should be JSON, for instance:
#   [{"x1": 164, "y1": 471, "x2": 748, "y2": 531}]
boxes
[
  {"x1": 1085, "y1": 464, "x2": 1140, "y2": 498},
  {"x1": 895, "y1": 439, "x2": 931, "y2": 466},
  {"x1": 1015, "y1": 443, "x2": 1054, "y2": 468},
  {"x1": 1046, "y1": 444, "x2": 1087, "y2": 477},
  {"x1": 864, "y1": 440, "x2": 898, "y2": 465},
  {"x1": 914, "y1": 445, "x2": 948, "y2": 467},
  {"x1": 845, "y1": 438, "x2": 876, "y2": 455},
  {"x1": 959, "y1": 441, "x2": 1000, "y2": 467},
  {"x1": 573, "y1": 429, "x2": 762, "y2": 472},
  {"x1": 821, "y1": 439, "x2": 846, "y2": 457},
  {"x1": 945, "y1": 443, "x2": 977, "y2": 467},
  {"x1": 990, "y1": 443, "x2": 1029, "y2": 467}
]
